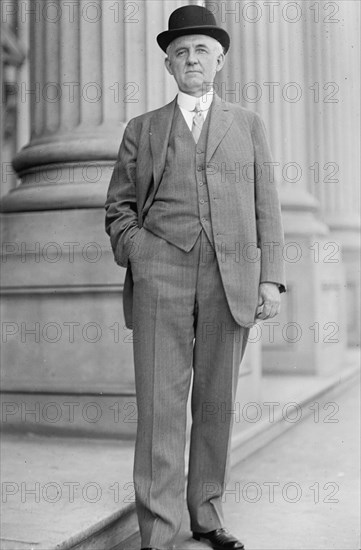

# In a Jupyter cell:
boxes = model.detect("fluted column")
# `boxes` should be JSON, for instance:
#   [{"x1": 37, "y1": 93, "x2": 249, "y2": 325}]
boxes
[
  {"x1": 331, "y1": 1, "x2": 360, "y2": 344},
  {"x1": 303, "y1": 0, "x2": 360, "y2": 345},
  {"x1": 5, "y1": 0, "x2": 117, "y2": 210},
  {"x1": 2, "y1": 0, "x2": 195, "y2": 212},
  {"x1": 211, "y1": 0, "x2": 327, "y2": 233},
  {"x1": 209, "y1": 0, "x2": 348, "y2": 374},
  {"x1": 0, "y1": 0, "x2": 201, "y2": 437},
  {"x1": 312, "y1": 0, "x2": 360, "y2": 232},
  {"x1": 1, "y1": 0, "x2": 28, "y2": 197}
]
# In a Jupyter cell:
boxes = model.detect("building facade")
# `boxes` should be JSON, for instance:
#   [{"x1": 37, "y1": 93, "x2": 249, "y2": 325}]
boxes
[{"x1": 1, "y1": 0, "x2": 360, "y2": 438}]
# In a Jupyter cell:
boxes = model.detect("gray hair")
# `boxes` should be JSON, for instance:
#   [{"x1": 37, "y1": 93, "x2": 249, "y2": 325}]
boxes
[{"x1": 166, "y1": 36, "x2": 225, "y2": 58}]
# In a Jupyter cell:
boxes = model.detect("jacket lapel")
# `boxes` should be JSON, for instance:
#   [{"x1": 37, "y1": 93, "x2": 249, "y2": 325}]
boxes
[
  {"x1": 206, "y1": 94, "x2": 234, "y2": 162},
  {"x1": 148, "y1": 94, "x2": 233, "y2": 193},
  {"x1": 150, "y1": 97, "x2": 177, "y2": 195}
]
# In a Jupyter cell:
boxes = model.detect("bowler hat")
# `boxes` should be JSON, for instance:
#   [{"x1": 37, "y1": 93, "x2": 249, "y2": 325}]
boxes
[{"x1": 157, "y1": 5, "x2": 230, "y2": 53}]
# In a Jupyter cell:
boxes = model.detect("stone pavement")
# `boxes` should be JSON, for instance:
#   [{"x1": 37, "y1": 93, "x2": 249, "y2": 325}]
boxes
[
  {"x1": 1, "y1": 362, "x2": 359, "y2": 550},
  {"x1": 0, "y1": 436, "x2": 136, "y2": 550},
  {"x1": 173, "y1": 380, "x2": 360, "y2": 550}
]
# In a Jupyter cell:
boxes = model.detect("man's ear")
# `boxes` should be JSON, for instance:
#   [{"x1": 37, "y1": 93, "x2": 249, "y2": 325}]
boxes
[
  {"x1": 165, "y1": 57, "x2": 173, "y2": 76},
  {"x1": 215, "y1": 52, "x2": 225, "y2": 73}
]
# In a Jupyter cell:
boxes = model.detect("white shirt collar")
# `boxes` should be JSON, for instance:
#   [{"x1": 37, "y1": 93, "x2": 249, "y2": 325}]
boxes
[{"x1": 177, "y1": 88, "x2": 214, "y2": 112}]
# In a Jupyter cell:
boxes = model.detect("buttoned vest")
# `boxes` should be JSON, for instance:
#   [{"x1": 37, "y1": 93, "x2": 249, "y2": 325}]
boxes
[{"x1": 143, "y1": 104, "x2": 214, "y2": 251}]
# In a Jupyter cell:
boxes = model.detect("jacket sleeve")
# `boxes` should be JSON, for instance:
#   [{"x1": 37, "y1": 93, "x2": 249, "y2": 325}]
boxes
[
  {"x1": 252, "y1": 112, "x2": 286, "y2": 292},
  {"x1": 105, "y1": 119, "x2": 140, "y2": 268}
]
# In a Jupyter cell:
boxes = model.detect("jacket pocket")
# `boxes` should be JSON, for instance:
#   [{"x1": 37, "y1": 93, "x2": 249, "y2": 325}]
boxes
[{"x1": 127, "y1": 227, "x2": 146, "y2": 263}]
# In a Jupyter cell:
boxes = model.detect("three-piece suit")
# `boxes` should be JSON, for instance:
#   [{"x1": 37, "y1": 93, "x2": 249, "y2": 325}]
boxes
[{"x1": 105, "y1": 93, "x2": 285, "y2": 549}]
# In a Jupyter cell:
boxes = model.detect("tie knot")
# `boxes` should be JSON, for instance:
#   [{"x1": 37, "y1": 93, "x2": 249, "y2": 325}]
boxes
[{"x1": 194, "y1": 101, "x2": 202, "y2": 114}]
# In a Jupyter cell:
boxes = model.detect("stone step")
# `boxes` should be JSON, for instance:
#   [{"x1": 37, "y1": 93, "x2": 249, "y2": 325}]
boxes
[{"x1": 1, "y1": 351, "x2": 359, "y2": 550}]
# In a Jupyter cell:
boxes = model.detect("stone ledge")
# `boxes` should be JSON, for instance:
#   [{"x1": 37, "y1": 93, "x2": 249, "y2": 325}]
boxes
[{"x1": 232, "y1": 357, "x2": 360, "y2": 464}]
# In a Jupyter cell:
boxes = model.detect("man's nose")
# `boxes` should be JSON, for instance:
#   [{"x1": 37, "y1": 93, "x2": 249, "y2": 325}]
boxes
[{"x1": 186, "y1": 50, "x2": 198, "y2": 64}]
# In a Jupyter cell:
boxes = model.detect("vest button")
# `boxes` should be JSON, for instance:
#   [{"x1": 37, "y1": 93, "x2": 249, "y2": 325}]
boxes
[
  {"x1": 197, "y1": 166, "x2": 202, "y2": 171},
  {"x1": 199, "y1": 199, "x2": 205, "y2": 204},
  {"x1": 197, "y1": 148, "x2": 203, "y2": 154}
]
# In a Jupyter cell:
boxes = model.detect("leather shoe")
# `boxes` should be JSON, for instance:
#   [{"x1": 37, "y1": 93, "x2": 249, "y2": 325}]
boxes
[{"x1": 193, "y1": 527, "x2": 244, "y2": 549}]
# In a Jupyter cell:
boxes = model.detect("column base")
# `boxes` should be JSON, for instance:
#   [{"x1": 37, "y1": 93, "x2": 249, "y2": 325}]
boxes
[
  {"x1": 0, "y1": 209, "x2": 135, "y2": 440},
  {"x1": 3, "y1": 129, "x2": 125, "y2": 212},
  {"x1": 1, "y1": 207, "x2": 262, "y2": 438},
  {"x1": 327, "y1": 217, "x2": 361, "y2": 347},
  {"x1": 262, "y1": 190, "x2": 347, "y2": 375}
]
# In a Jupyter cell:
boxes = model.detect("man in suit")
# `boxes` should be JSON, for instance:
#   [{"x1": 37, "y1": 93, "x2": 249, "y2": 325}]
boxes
[{"x1": 105, "y1": 5, "x2": 285, "y2": 550}]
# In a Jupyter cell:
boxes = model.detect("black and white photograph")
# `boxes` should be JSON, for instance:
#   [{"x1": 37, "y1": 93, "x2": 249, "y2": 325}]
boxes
[{"x1": 0, "y1": 1, "x2": 360, "y2": 549}]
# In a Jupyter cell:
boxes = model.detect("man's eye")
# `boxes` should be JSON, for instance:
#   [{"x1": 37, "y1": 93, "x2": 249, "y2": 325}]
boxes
[
  {"x1": 177, "y1": 50, "x2": 186, "y2": 56},
  {"x1": 196, "y1": 49, "x2": 207, "y2": 53}
]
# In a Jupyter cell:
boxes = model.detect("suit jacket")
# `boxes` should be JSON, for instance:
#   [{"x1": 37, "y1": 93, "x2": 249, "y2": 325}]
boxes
[{"x1": 105, "y1": 94, "x2": 286, "y2": 329}]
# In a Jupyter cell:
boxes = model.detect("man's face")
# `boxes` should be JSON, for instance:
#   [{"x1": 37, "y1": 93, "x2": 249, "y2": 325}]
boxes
[{"x1": 165, "y1": 34, "x2": 225, "y2": 97}]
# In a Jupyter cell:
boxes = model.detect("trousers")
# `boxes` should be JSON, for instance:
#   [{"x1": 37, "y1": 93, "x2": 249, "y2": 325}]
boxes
[{"x1": 130, "y1": 227, "x2": 249, "y2": 549}]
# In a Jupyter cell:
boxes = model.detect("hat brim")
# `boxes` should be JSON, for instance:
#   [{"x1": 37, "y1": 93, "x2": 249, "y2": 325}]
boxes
[{"x1": 157, "y1": 26, "x2": 230, "y2": 53}]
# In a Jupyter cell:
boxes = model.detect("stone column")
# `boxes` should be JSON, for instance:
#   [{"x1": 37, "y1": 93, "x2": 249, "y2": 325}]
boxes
[
  {"x1": 1, "y1": 0, "x2": 27, "y2": 197},
  {"x1": 0, "y1": 0, "x2": 197, "y2": 437},
  {"x1": 309, "y1": 1, "x2": 360, "y2": 345},
  {"x1": 208, "y1": 0, "x2": 347, "y2": 374}
]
